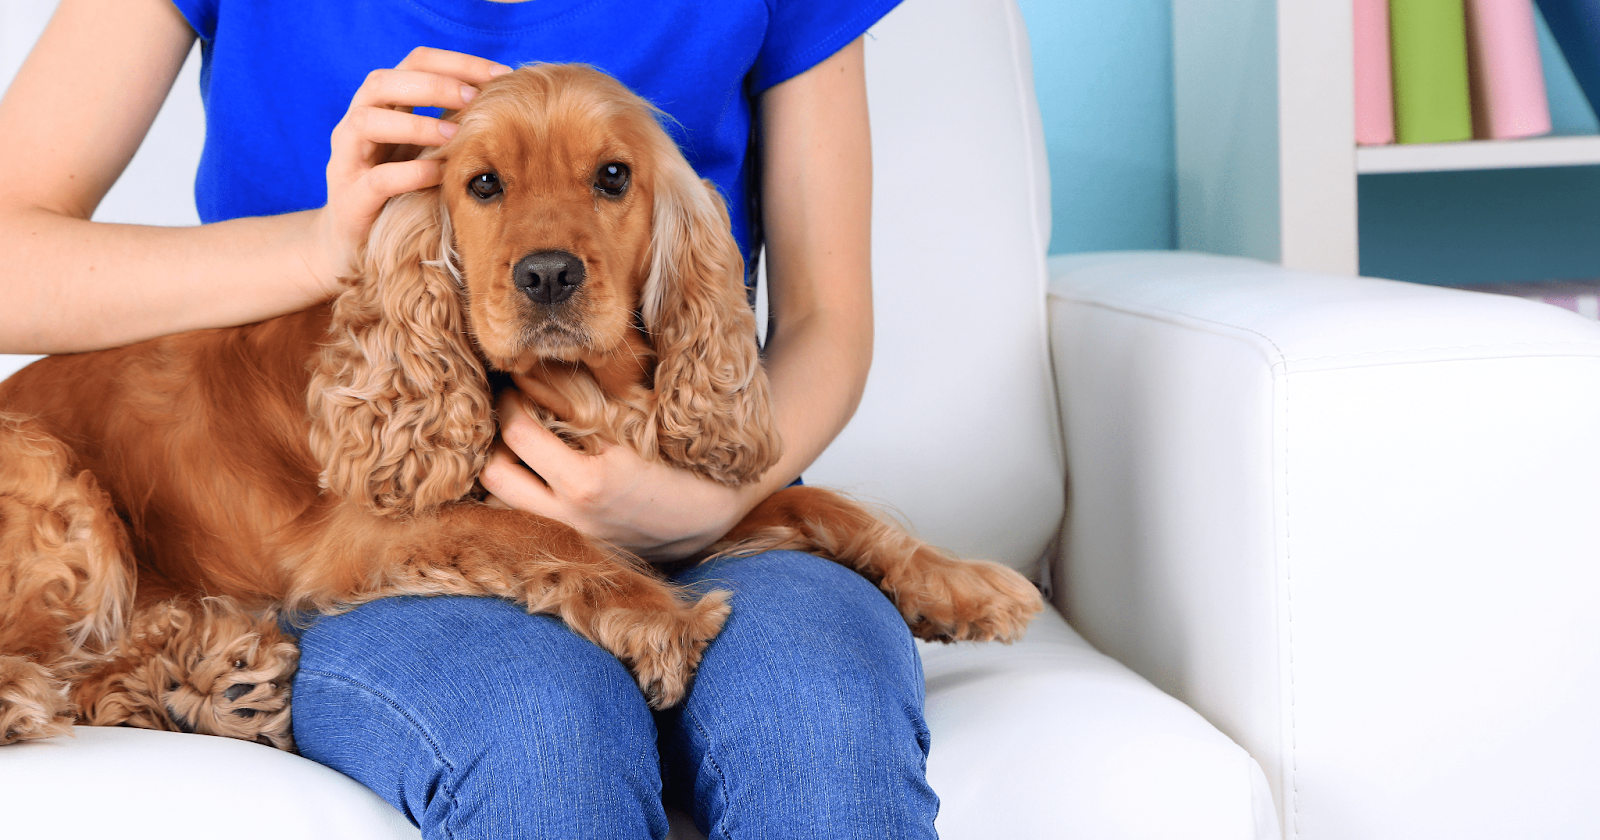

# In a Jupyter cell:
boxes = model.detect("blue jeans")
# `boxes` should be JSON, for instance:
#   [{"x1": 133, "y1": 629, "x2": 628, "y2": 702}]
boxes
[{"x1": 289, "y1": 550, "x2": 939, "y2": 839}]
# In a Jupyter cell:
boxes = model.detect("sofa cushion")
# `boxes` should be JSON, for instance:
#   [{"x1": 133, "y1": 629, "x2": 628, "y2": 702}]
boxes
[{"x1": 0, "y1": 607, "x2": 1273, "y2": 839}]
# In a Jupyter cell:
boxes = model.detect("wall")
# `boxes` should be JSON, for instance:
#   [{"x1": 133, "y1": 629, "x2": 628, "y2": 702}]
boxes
[
  {"x1": 1016, "y1": 0, "x2": 1176, "y2": 255},
  {"x1": 0, "y1": 0, "x2": 203, "y2": 229}
]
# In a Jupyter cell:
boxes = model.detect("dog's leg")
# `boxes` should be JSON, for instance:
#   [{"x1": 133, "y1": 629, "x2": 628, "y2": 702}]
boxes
[
  {"x1": 710, "y1": 486, "x2": 1043, "y2": 643},
  {"x1": 297, "y1": 504, "x2": 730, "y2": 709},
  {"x1": 73, "y1": 597, "x2": 298, "y2": 750},
  {"x1": 0, "y1": 412, "x2": 138, "y2": 745}
]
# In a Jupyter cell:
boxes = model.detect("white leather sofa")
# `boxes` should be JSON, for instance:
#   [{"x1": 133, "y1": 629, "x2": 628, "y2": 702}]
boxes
[
  {"x1": 0, "y1": 0, "x2": 1291, "y2": 838},
  {"x1": 1050, "y1": 250, "x2": 1600, "y2": 839}
]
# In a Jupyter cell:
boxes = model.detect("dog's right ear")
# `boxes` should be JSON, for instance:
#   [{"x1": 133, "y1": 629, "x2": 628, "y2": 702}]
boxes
[{"x1": 307, "y1": 189, "x2": 495, "y2": 516}]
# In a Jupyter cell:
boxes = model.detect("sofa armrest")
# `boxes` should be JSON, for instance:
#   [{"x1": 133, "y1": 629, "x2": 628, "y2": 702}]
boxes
[{"x1": 1046, "y1": 251, "x2": 1600, "y2": 838}]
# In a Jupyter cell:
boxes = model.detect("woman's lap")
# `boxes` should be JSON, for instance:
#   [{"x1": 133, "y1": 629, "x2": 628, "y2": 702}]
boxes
[
  {"x1": 290, "y1": 550, "x2": 938, "y2": 840},
  {"x1": 291, "y1": 594, "x2": 668, "y2": 839}
]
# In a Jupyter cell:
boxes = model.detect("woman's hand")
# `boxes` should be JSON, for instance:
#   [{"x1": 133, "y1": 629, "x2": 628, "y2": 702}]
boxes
[
  {"x1": 480, "y1": 381, "x2": 755, "y2": 562},
  {"x1": 308, "y1": 48, "x2": 511, "y2": 286}
]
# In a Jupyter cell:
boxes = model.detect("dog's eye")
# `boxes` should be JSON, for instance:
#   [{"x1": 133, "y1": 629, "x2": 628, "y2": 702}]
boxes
[
  {"x1": 469, "y1": 172, "x2": 502, "y2": 200},
  {"x1": 595, "y1": 162, "x2": 630, "y2": 197}
]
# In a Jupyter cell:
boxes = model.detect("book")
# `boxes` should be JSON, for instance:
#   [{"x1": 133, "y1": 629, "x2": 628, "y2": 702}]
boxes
[
  {"x1": 1390, "y1": 0, "x2": 1475, "y2": 143},
  {"x1": 1465, "y1": 0, "x2": 1553, "y2": 138},
  {"x1": 1534, "y1": 0, "x2": 1600, "y2": 121},
  {"x1": 1355, "y1": 0, "x2": 1397, "y2": 145}
]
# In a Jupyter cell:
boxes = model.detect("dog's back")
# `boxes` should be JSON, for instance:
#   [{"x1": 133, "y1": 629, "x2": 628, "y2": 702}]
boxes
[{"x1": 0, "y1": 306, "x2": 332, "y2": 603}]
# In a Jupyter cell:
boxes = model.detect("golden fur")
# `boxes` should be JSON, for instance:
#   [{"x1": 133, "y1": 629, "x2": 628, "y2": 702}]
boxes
[{"x1": 0, "y1": 65, "x2": 1040, "y2": 751}]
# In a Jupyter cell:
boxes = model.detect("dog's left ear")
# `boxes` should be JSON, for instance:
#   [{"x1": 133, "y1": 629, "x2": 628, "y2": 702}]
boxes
[
  {"x1": 642, "y1": 166, "x2": 782, "y2": 486},
  {"x1": 307, "y1": 188, "x2": 496, "y2": 516}
]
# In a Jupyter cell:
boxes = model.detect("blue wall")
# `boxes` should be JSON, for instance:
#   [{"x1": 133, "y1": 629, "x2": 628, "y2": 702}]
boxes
[
  {"x1": 1017, "y1": 0, "x2": 1175, "y2": 255},
  {"x1": 1018, "y1": 1, "x2": 1600, "y2": 287}
]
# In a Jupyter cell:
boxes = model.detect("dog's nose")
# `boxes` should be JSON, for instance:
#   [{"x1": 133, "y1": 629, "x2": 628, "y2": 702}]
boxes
[{"x1": 514, "y1": 250, "x2": 586, "y2": 305}]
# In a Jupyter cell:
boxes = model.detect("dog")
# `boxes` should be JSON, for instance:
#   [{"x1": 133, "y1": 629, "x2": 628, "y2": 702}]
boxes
[{"x1": 0, "y1": 64, "x2": 1041, "y2": 752}]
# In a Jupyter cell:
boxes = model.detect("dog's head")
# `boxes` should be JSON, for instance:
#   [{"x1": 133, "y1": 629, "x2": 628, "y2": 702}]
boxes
[
  {"x1": 310, "y1": 65, "x2": 779, "y2": 516},
  {"x1": 441, "y1": 66, "x2": 665, "y2": 370}
]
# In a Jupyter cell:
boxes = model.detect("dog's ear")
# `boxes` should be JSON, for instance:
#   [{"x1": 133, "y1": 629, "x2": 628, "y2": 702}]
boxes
[
  {"x1": 641, "y1": 167, "x2": 782, "y2": 486},
  {"x1": 308, "y1": 189, "x2": 495, "y2": 516}
]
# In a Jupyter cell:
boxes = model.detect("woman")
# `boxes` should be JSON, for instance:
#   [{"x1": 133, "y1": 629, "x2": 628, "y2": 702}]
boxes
[{"x1": 0, "y1": 0, "x2": 936, "y2": 835}]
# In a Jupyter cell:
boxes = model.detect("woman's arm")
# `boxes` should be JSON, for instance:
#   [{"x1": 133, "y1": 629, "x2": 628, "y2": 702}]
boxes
[
  {"x1": 0, "y1": 0, "x2": 503, "y2": 353},
  {"x1": 749, "y1": 33, "x2": 875, "y2": 496},
  {"x1": 481, "y1": 37, "x2": 874, "y2": 560}
]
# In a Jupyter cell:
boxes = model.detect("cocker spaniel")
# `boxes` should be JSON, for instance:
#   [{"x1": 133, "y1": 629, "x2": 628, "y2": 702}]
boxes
[{"x1": 0, "y1": 64, "x2": 1041, "y2": 751}]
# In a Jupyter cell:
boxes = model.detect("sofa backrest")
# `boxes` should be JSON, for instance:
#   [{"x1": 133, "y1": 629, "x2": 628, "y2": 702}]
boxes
[
  {"x1": 0, "y1": 0, "x2": 1064, "y2": 576},
  {"x1": 808, "y1": 0, "x2": 1062, "y2": 575}
]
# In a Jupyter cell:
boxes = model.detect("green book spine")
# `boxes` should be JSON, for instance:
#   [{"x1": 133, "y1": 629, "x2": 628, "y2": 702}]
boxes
[{"x1": 1389, "y1": 0, "x2": 1474, "y2": 143}]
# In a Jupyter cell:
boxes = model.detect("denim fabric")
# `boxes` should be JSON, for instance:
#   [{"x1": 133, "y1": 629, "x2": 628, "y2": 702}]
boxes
[{"x1": 290, "y1": 550, "x2": 938, "y2": 839}]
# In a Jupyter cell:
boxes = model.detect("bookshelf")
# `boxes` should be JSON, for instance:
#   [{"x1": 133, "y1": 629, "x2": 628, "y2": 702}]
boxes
[
  {"x1": 1356, "y1": 133, "x2": 1600, "y2": 172},
  {"x1": 1173, "y1": 0, "x2": 1600, "y2": 277}
]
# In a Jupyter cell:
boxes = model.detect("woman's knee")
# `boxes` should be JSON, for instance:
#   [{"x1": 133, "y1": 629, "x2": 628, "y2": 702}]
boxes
[
  {"x1": 291, "y1": 596, "x2": 666, "y2": 838},
  {"x1": 663, "y1": 553, "x2": 938, "y2": 837},
  {"x1": 674, "y1": 550, "x2": 926, "y2": 726}
]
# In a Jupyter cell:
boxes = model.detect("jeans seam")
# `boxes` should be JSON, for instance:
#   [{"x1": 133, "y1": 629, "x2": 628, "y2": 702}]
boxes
[
  {"x1": 298, "y1": 667, "x2": 463, "y2": 839},
  {"x1": 685, "y1": 706, "x2": 735, "y2": 840}
]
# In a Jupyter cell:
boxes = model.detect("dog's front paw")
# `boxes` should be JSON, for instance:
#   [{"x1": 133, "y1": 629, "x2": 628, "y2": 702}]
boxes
[
  {"x1": 164, "y1": 616, "x2": 299, "y2": 751},
  {"x1": 111, "y1": 599, "x2": 302, "y2": 751},
  {"x1": 607, "y1": 589, "x2": 732, "y2": 710},
  {"x1": 0, "y1": 656, "x2": 74, "y2": 745},
  {"x1": 892, "y1": 555, "x2": 1043, "y2": 644}
]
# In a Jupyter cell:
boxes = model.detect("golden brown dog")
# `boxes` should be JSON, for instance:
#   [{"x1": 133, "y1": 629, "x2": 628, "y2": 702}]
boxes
[{"x1": 0, "y1": 64, "x2": 1041, "y2": 751}]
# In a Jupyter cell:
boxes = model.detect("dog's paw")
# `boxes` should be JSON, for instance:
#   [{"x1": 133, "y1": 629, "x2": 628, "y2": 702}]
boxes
[
  {"x1": 609, "y1": 589, "x2": 732, "y2": 710},
  {"x1": 161, "y1": 605, "x2": 299, "y2": 751},
  {"x1": 0, "y1": 656, "x2": 74, "y2": 745},
  {"x1": 893, "y1": 555, "x2": 1043, "y2": 644}
]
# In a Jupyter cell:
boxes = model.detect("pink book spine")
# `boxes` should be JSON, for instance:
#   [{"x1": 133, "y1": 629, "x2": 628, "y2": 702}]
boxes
[
  {"x1": 1465, "y1": 0, "x2": 1553, "y2": 139},
  {"x1": 1354, "y1": 0, "x2": 1395, "y2": 145}
]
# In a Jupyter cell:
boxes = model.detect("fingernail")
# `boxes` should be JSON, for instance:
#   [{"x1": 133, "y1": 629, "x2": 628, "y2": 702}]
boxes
[
  {"x1": 460, "y1": 85, "x2": 477, "y2": 103},
  {"x1": 438, "y1": 121, "x2": 458, "y2": 140},
  {"x1": 491, "y1": 63, "x2": 513, "y2": 77}
]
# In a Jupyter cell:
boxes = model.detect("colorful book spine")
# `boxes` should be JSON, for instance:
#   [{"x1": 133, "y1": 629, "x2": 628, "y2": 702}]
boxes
[
  {"x1": 1465, "y1": 0, "x2": 1553, "y2": 138},
  {"x1": 1355, "y1": 0, "x2": 1397, "y2": 145},
  {"x1": 1390, "y1": 0, "x2": 1475, "y2": 143},
  {"x1": 1534, "y1": 0, "x2": 1600, "y2": 120}
]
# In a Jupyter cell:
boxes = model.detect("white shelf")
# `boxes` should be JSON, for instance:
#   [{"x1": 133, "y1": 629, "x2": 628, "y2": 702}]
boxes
[{"x1": 1357, "y1": 135, "x2": 1600, "y2": 174}]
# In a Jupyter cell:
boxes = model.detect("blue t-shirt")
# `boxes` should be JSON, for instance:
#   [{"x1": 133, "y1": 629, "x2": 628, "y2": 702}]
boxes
[{"x1": 169, "y1": 0, "x2": 902, "y2": 276}]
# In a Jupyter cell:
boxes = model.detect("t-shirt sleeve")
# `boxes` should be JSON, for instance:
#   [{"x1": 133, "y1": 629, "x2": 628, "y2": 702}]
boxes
[
  {"x1": 750, "y1": 0, "x2": 904, "y2": 93},
  {"x1": 168, "y1": 0, "x2": 218, "y2": 40}
]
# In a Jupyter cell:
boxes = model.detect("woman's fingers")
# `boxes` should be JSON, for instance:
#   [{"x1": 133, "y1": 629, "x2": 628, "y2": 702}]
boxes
[
  {"x1": 494, "y1": 389, "x2": 590, "y2": 489},
  {"x1": 395, "y1": 46, "x2": 512, "y2": 87},
  {"x1": 312, "y1": 51, "x2": 510, "y2": 282},
  {"x1": 332, "y1": 70, "x2": 472, "y2": 175},
  {"x1": 349, "y1": 67, "x2": 480, "y2": 112},
  {"x1": 334, "y1": 107, "x2": 458, "y2": 157},
  {"x1": 481, "y1": 442, "x2": 565, "y2": 516},
  {"x1": 332, "y1": 56, "x2": 510, "y2": 192},
  {"x1": 480, "y1": 395, "x2": 597, "y2": 529},
  {"x1": 353, "y1": 158, "x2": 444, "y2": 208}
]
